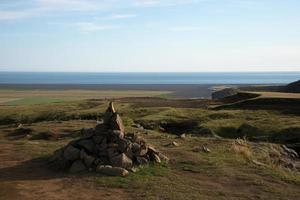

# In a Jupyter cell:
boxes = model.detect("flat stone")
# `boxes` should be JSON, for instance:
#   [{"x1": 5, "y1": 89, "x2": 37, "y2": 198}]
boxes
[{"x1": 96, "y1": 165, "x2": 129, "y2": 177}]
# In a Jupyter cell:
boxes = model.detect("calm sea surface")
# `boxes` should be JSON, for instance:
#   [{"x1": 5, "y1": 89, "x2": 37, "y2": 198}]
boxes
[{"x1": 0, "y1": 72, "x2": 299, "y2": 85}]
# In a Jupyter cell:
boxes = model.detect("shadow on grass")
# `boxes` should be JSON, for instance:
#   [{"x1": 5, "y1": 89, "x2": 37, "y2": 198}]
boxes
[{"x1": 0, "y1": 156, "x2": 67, "y2": 182}]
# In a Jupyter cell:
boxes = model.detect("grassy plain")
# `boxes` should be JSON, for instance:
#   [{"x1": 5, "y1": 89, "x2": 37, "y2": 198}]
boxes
[
  {"x1": 0, "y1": 90, "x2": 300, "y2": 199},
  {"x1": 0, "y1": 89, "x2": 171, "y2": 105}
]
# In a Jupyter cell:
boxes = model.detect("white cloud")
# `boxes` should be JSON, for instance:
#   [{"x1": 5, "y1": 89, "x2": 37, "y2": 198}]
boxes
[
  {"x1": 169, "y1": 26, "x2": 206, "y2": 32},
  {"x1": 0, "y1": 0, "x2": 199, "y2": 21},
  {"x1": 0, "y1": 10, "x2": 33, "y2": 20},
  {"x1": 102, "y1": 14, "x2": 138, "y2": 20},
  {"x1": 74, "y1": 22, "x2": 120, "y2": 33}
]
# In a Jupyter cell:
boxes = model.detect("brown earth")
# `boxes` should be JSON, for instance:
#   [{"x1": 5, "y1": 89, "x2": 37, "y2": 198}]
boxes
[{"x1": 0, "y1": 134, "x2": 129, "y2": 200}]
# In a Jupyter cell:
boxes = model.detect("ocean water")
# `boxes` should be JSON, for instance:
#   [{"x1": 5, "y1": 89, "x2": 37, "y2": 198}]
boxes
[{"x1": 0, "y1": 72, "x2": 299, "y2": 85}]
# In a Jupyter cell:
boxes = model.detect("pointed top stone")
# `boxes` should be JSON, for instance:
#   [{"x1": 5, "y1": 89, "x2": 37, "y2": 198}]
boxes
[{"x1": 108, "y1": 102, "x2": 116, "y2": 113}]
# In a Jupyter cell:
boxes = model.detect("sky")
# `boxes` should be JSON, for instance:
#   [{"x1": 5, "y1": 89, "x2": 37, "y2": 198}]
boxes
[{"x1": 0, "y1": 0, "x2": 300, "y2": 72}]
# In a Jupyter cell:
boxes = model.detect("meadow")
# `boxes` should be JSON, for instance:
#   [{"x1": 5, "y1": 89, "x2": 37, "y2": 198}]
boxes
[{"x1": 0, "y1": 92, "x2": 300, "y2": 199}]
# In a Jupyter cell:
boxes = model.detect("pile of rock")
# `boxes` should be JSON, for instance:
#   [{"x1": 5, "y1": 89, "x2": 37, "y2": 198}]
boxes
[{"x1": 49, "y1": 102, "x2": 168, "y2": 176}]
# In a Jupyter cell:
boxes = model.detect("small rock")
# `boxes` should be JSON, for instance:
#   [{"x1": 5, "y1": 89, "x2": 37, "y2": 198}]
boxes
[
  {"x1": 129, "y1": 167, "x2": 139, "y2": 173},
  {"x1": 153, "y1": 154, "x2": 161, "y2": 163},
  {"x1": 167, "y1": 141, "x2": 179, "y2": 147},
  {"x1": 69, "y1": 160, "x2": 86, "y2": 173},
  {"x1": 131, "y1": 143, "x2": 141, "y2": 153},
  {"x1": 281, "y1": 145, "x2": 299, "y2": 158},
  {"x1": 180, "y1": 133, "x2": 186, "y2": 139},
  {"x1": 252, "y1": 160, "x2": 267, "y2": 167},
  {"x1": 132, "y1": 123, "x2": 144, "y2": 130},
  {"x1": 136, "y1": 144, "x2": 148, "y2": 156},
  {"x1": 158, "y1": 153, "x2": 169, "y2": 163},
  {"x1": 117, "y1": 138, "x2": 130, "y2": 152},
  {"x1": 148, "y1": 146, "x2": 159, "y2": 154},
  {"x1": 136, "y1": 157, "x2": 149, "y2": 165},
  {"x1": 202, "y1": 146, "x2": 211, "y2": 153}
]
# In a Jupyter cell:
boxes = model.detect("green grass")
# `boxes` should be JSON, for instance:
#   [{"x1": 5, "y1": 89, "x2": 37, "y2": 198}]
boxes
[
  {"x1": 0, "y1": 89, "x2": 172, "y2": 105},
  {"x1": 4, "y1": 97, "x2": 79, "y2": 105},
  {"x1": 1, "y1": 101, "x2": 300, "y2": 199}
]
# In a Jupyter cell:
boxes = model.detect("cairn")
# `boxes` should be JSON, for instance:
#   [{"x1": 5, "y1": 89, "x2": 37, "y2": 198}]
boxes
[{"x1": 49, "y1": 102, "x2": 168, "y2": 176}]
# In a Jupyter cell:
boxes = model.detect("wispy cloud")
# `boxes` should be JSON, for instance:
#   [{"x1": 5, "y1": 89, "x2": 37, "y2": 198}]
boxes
[
  {"x1": 134, "y1": 0, "x2": 199, "y2": 7},
  {"x1": 169, "y1": 26, "x2": 206, "y2": 32},
  {"x1": 0, "y1": 10, "x2": 34, "y2": 20},
  {"x1": 74, "y1": 22, "x2": 120, "y2": 33},
  {"x1": 0, "y1": 0, "x2": 199, "y2": 21},
  {"x1": 102, "y1": 14, "x2": 138, "y2": 20}
]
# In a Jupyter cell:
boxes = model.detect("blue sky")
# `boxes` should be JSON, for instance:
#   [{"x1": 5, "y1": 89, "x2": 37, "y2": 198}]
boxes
[{"x1": 0, "y1": 0, "x2": 300, "y2": 72}]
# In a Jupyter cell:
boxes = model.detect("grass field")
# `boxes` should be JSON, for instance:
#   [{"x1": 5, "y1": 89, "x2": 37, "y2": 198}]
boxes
[
  {"x1": 249, "y1": 91, "x2": 300, "y2": 99},
  {"x1": 0, "y1": 91, "x2": 299, "y2": 199},
  {"x1": 0, "y1": 89, "x2": 171, "y2": 105}
]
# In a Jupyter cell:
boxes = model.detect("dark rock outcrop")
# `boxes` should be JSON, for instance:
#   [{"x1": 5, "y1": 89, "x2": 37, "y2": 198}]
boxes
[{"x1": 285, "y1": 80, "x2": 300, "y2": 93}]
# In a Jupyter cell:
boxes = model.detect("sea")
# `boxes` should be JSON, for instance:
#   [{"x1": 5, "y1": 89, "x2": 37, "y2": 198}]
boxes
[{"x1": 0, "y1": 72, "x2": 299, "y2": 85}]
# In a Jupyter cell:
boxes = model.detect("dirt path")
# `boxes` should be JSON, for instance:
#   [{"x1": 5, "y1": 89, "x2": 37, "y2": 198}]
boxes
[{"x1": 0, "y1": 135, "x2": 129, "y2": 200}]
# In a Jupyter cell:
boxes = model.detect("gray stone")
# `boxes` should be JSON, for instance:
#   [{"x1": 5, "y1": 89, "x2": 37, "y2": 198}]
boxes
[
  {"x1": 80, "y1": 150, "x2": 95, "y2": 167},
  {"x1": 111, "y1": 129, "x2": 124, "y2": 139},
  {"x1": 63, "y1": 145, "x2": 80, "y2": 161},
  {"x1": 148, "y1": 146, "x2": 159, "y2": 154},
  {"x1": 77, "y1": 139, "x2": 95, "y2": 153},
  {"x1": 96, "y1": 165, "x2": 129, "y2": 177},
  {"x1": 69, "y1": 160, "x2": 86, "y2": 173},
  {"x1": 93, "y1": 135, "x2": 104, "y2": 144},
  {"x1": 131, "y1": 143, "x2": 141, "y2": 153},
  {"x1": 94, "y1": 123, "x2": 107, "y2": 135},
  {"x1": 117, "y1": 138, "x2": 130, "y2": 152},
  {"x1": 153, "y1": 154, "x2": 161, "y2": 163},
  {"x1": 107, "y1": 147, "x2": 118, "y2": 159},
  {"x1": 158, "y1": 153, "x2": 169, "y2": 163},
  {"x1": 110, "y1": 153, "x2": 133, "y2": 169},
  {"x1": 136, "y1": 157, "x2": 149, "y2": 165},
  {"x1": 136, "y1": 144, "x2": 148, "y2": 156},
  {"x1": 103, "y1": 102, "x2": 116, "y2": 125},
  {"x1": 110, "y1": 114, "x2": 125, "y2": 136},
  {"x1": 81, "y1": 128, "x2": 94, "y2": 138}
]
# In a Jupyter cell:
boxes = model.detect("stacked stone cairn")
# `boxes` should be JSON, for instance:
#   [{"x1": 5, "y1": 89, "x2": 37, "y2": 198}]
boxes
[{"x1": 49, "y1": 102, "x2": 168, "y2": 176}]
